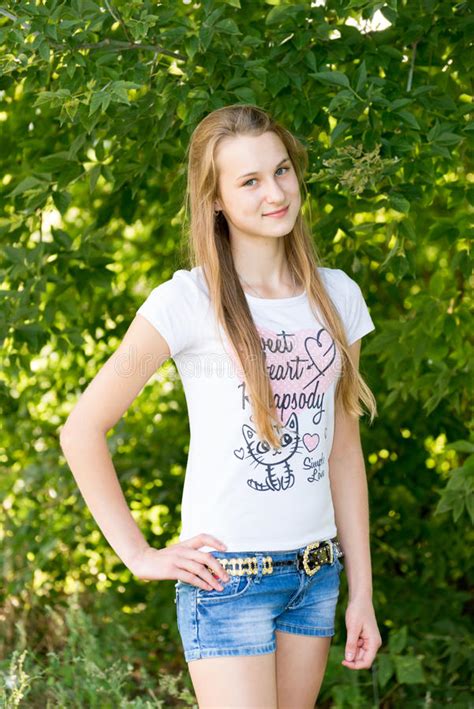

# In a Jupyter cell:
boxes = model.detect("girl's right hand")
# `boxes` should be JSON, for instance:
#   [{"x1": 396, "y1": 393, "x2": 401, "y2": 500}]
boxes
[{"x1": 129, "y1": 533, "x2": 231, "y2": 591}]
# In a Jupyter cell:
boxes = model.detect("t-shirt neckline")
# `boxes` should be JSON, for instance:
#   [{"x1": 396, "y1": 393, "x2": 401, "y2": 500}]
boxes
[{"x1": 244, "y1": 289, "x2": 307, "y2": 306}]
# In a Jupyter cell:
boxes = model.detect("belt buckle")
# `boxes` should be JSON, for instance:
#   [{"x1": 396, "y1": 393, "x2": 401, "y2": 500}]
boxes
[{"x1": 302, "y1": 541, "x2": 322, "y2": 576}]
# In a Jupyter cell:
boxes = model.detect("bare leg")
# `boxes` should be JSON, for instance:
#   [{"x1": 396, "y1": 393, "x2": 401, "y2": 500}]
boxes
[
  {"x1": 275, "y1": 631, "x2": 332, "y2": 709},
  {"x1": 187, "y1": 651, "x2": 278, "y2": 709}
]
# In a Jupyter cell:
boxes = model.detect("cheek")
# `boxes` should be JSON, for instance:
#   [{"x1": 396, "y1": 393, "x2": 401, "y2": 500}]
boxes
[
  {"x1": 228, "y1": 198, "x2": 259, "y2": 222},
  {"x1": 289, "y1": 175, "x2": 301, "y2": 195},
  {"x1": 290, "y1": 181, "x2": 302, "y2": 208},
  {"x1": 240, "y1": 194, "x2": 261, "y2": 213}
]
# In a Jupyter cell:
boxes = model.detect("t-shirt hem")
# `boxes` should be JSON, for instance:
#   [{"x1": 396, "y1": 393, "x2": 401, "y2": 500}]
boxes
[
  {"x1": 192, "y1": 530, "x2": 339, "y2": 553},
  {"x1": 347, "y1": 321, "x2": 376, "y2": 346}
]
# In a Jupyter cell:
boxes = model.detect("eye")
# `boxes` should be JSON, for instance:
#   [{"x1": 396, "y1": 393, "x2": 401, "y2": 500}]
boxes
[
  {"x1": 243, "y1": 166, "x2": 290, "y2": 187},
  {"x1": 256, "y1": 441, "x2": 270, "y2": 454}
]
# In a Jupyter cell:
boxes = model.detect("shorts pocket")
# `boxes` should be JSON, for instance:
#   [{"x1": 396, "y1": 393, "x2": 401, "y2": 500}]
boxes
[
  {"x1": 196, "y1": 574, "x2": 254, "y2": 604},
  {"x1": 334, "y1": 556, "x2": 344, "y2": 573}
]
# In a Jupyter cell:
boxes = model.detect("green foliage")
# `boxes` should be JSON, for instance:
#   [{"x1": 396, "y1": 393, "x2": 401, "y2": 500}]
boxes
[
  {"x1": 0, "y1": 0, "x2": 472, "y2": 706},
  {"x1": 0, "y1": 592, "x2": 198, "y2": 707}
]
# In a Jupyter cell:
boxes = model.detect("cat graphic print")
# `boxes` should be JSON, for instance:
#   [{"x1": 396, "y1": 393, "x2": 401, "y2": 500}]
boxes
[{"x1": 229, "y1": 324, "x2": 342, "y2": 494}]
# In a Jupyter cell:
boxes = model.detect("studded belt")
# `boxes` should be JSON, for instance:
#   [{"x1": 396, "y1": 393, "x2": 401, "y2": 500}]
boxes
[{"x1": 211, "y1": 536, "x2": 343, "y2": 578}]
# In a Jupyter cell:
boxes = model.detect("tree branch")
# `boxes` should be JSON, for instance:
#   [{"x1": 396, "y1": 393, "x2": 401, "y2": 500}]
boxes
[
  {"x1": 0, "y1": 8, "x2": 187, "y2": 62},
  {"x1": 52, "y1": 39, "x2": 187, "y2": 62}
]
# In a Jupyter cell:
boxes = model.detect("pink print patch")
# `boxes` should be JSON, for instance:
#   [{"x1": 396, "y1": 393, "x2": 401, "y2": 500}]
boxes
[{"x1": 228, "y1": 325, "x2": 341, "y2": 420}]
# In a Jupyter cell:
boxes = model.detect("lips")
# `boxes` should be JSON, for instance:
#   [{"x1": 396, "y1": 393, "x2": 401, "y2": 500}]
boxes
[{"x1": 263, "y1": 205, "x2": 289, "y2": 216}]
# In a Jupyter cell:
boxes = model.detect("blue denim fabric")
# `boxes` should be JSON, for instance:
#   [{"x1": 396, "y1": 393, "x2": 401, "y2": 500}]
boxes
[{"x1": 174, "y1": 540, "x2": 344, "y2": 662}]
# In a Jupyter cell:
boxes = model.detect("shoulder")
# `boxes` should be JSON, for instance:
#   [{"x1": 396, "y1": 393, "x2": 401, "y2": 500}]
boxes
[
  {"x1": 143, "y1": 266, "x2": 208, "y2": 301},
  {"x1": 318, "y1": 265, "x2": 375, "y2": 344},
  {"x1": 157, "y1": 266, "x2": 208, "y2": 295},
  {"x1": 317, "y1": 265, "x2": 369, "y2": 316},
  {"x1": 317, "y1": 265, "x2": 359, "y2": 302},
  {"x1": 318, "y1": 265, "x2": 357, "y2": 287},
  {"x1": 135, "y1": 267, "x2": 210, "y2": 358}
]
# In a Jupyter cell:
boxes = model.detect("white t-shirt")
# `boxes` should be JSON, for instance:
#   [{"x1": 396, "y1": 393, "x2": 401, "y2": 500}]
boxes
[{"x1": 136, "y1": 265, "x2": 375, "y2": 553}]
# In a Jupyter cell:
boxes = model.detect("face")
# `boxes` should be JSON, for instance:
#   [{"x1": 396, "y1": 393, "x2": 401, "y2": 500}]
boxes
[{"x1": 213, "y1": 131, "x2": 301, "y2": 240}]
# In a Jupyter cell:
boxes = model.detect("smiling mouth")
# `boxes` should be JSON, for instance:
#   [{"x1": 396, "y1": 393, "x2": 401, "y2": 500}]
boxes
[{"x1": 263, "y1": 205, "x2": 289, "y2": 216}]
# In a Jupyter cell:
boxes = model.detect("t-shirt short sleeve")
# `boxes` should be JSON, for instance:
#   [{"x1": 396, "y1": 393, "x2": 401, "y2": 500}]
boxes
[
  {"x1": 337, "y1": 269, "x2": 375, "y2": 345},
  {"x1": 135, "y1": 271, "x2": 197, "y2": 359}
]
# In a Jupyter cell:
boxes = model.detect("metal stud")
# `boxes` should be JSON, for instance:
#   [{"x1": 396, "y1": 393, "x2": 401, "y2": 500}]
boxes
[{"x1": 263, "y1": 556, "x2": 273, "y2": 574}]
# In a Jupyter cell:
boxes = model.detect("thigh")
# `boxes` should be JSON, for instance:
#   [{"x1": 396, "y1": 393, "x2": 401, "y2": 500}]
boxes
[
  {"x1": 188, "y1": 653, "x2": 278, "y2": 709},
  {"x1": 273, "y1": 558, "x2": 343, "y2": 708},
  {"x1": 275, "y1": 631, "x2": 331, "y2": 709}
]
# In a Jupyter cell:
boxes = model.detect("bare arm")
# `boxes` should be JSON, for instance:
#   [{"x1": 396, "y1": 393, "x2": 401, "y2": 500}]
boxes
[
  {"x1": 328, "y1": 338, "x2": 373, "y2": 603},
  {"x1": 329, "y1": 339, "x2": 383, "y2": 671},
  {"x1": 59, "y1": 313, "x2": 171, "y2": 572}
]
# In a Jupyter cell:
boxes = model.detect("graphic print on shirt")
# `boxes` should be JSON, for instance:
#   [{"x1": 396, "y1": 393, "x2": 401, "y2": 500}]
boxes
[{"x1": 229, "y1": 324, "x2": 341, "y2": 493}]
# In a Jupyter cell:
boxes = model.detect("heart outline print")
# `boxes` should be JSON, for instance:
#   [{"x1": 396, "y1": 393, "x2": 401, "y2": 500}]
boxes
[
  {"x1": 302, "y1": 432, "x2": 319, "y2": 452},
  {"x1": 227, "y1": 324, "x2": 341, "y2": 415}
]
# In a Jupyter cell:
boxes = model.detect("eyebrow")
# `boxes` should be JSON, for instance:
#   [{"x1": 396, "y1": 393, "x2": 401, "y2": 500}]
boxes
[{"x1": 236, "y1": 156, "x2": 291, "y2": 181}]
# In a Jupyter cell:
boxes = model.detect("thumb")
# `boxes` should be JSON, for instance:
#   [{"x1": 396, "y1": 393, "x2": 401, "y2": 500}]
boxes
[{"x1": 344, "y1": 629, "x2": 360, "y2": 661}]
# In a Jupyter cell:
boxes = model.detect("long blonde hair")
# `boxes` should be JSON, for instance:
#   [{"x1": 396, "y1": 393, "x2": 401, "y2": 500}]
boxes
[{"x1": 182, "y1": 103, "x2": 377, "y2": 449}]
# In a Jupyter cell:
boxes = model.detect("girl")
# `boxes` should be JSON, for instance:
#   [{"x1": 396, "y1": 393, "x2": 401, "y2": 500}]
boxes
[{"x1": 60, "y1": 104, "x2": 382, "y2": 708}]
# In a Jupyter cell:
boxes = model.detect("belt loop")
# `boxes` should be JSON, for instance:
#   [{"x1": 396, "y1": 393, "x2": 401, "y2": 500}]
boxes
[{"x1": 255, "y1": 552, "x2": 263, "y2": 584}]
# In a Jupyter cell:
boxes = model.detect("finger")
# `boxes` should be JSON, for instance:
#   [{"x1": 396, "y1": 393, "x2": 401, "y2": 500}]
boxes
[
  {"x1": 341, "y1": 659, "x2": 371, "y2": 669},
  {"x1": 344, "y1": 640, "x2": 360, "y2": 662},
  {"x1": 195, "y1": 550, "x2": 230, "y2": 583},
  {"x1": 199, "y1": 534, "x2": 227, "y2": 551},
  {"x1": 341, "y1": 647, "x2": 377, "y2": 670},
  {"x1": 182, "y1": 534, "x2": 226, "y2": 552},
  {"x1": 183, "y1": 557, "x2": 228, "y2": 591},
  {"x1": 179, "y1": 560, "x2": 225, "y2": 591},
  {"x1": 341, "y1": 654, "x2": 372, "y2": 669},
  {"x1": 191, "y1": 552, "x2": 227, "y2": 591},
  {"x1": 355, "y1": 639, "x2": 366, "y2": 661},
  {"x1": 361, "y1": 642, "x2": 379, "y2": 665},
  {"x1": 177, "y1": 569, "x2": 215, "y2": 591}
]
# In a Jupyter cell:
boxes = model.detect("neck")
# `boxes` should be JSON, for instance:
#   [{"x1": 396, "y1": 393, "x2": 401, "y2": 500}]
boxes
[
  {"x1": 236, "y1": 266, "x2": 299, "y2": 299},
  {"x1": 231, "y1": 241, "x2": 295, "y2": 293}
]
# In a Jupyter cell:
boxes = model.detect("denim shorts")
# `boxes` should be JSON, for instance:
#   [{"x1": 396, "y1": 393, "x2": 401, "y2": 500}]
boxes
[{"x1": 174, "y1": 540, "x2": 344, "y2": 662}]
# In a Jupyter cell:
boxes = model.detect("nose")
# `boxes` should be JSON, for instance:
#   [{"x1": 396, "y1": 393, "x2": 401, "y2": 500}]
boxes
[{"x1": 263, "y1": 177, "x2": 286, "y2": 204}]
